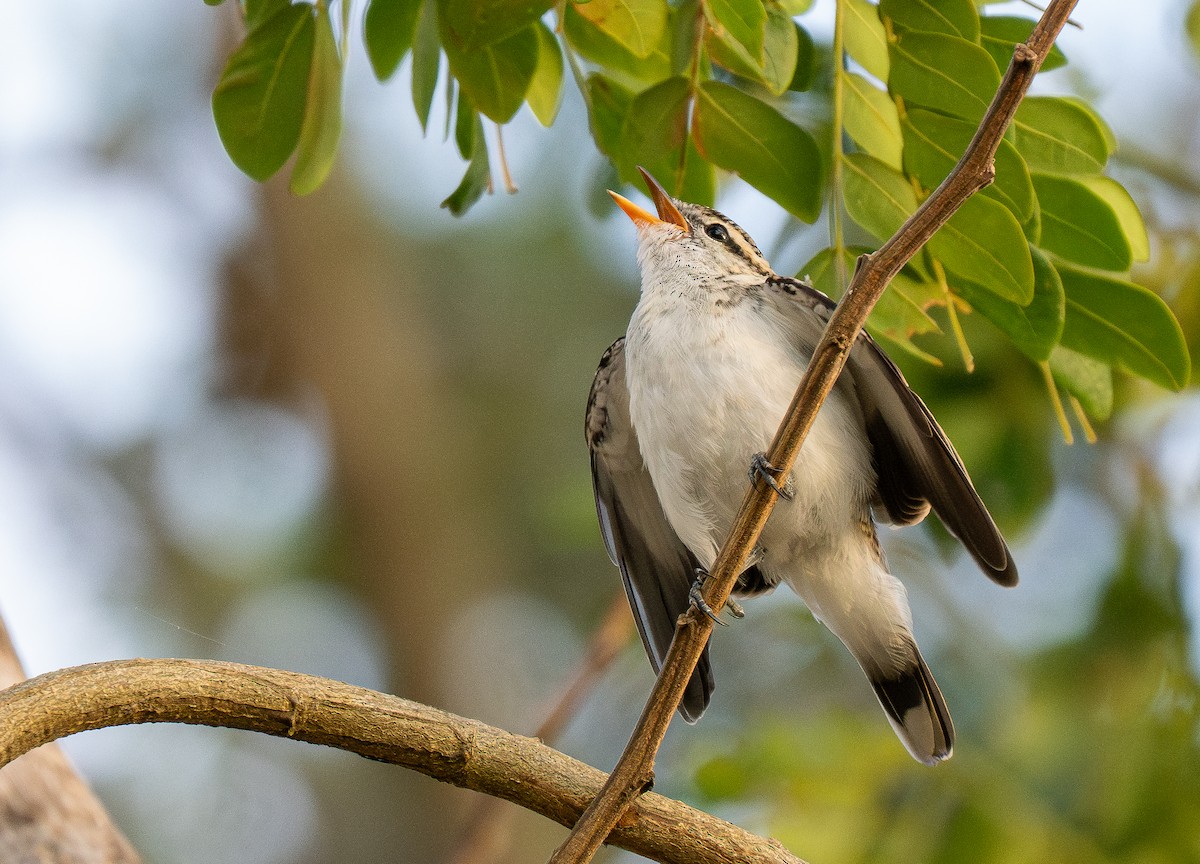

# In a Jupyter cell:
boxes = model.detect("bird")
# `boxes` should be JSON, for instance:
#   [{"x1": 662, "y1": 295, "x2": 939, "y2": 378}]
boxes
[{"x1": 585, "y1": 168, "x2": 1017, "y2": 766}]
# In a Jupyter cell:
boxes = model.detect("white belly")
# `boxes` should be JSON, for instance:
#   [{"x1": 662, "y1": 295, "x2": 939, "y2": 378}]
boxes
[{"x1": 624, "y1": 296, "x2": 875, "y2": 576}]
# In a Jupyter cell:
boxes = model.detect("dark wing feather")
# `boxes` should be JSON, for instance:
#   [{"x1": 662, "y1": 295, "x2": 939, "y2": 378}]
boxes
[
  {"x1": 586, "y1": 338, "x2": 714, "y2": 721},
  {"x1": 767, "y1": 277, "x2": 1018, "y2": 587}
]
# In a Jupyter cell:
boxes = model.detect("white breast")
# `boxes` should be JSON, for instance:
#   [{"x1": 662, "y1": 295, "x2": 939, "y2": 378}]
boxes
[{"x1": 624, "y1": 290, "x2": 876, "y2": 572}]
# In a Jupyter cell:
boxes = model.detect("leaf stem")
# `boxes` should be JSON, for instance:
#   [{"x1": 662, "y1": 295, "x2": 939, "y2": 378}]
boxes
[
  {"x1": 830, "y1": 0, "x2": 848, "y2": 290},
  {"x1": 1069, "y1": 394, "x2": 1097, "y2": 443},
  {"x1": 933, "y1": 259, "x2": 974, "y2": 372},
  {"x1": 1040, "y1": 360, "x2": 1073, "y2": 444},
  {"x1": 495, "y1": 123, "x2": 518, "y2": 193}
]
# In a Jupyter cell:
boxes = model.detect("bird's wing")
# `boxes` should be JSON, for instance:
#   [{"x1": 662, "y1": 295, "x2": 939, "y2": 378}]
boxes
[
  {"x1": 586, "y1": 337, "x2": 714, "y2": 721},
  {"x1": 767, "y1": 277, "x2": 1017, "y2": 587}
]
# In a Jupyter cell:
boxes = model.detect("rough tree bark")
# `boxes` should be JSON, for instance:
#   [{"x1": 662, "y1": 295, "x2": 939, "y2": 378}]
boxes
[{"x1": 0, "y1": 619, "x2": 139, "y2": 864}]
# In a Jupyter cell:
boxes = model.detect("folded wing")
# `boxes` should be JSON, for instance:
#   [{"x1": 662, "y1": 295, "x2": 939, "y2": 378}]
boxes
[
  {"x1": 586, "y1": 338, "x2": 714, "y2": 721},
  {"x1": 767, "y1": 277, "x2": 1017, "y2": 587}
]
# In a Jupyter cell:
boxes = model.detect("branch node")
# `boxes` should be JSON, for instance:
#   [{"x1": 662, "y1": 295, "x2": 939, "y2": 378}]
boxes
[{"x1": 1013, "y1": 42, "x2": 1038, "y2": 64}]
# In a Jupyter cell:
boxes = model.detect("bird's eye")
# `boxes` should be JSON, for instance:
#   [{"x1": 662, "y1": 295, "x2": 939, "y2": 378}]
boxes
[{"x1": 705, "y1": 223, "x2": 730, "y2": 243}]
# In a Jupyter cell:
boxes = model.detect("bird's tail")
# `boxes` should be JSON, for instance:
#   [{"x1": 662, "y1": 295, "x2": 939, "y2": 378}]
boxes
[{"x1": 867, "y1": 642, "x2": 954, "y2": 766}]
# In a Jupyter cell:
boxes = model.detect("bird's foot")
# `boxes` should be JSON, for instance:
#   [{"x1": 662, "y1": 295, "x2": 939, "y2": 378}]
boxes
[
  {"x1": 749, "y1": 453, "x2": 794, "y2": 500},
  {"x1": 689, "y1": 568, "x2": 744, "y2": 624}
]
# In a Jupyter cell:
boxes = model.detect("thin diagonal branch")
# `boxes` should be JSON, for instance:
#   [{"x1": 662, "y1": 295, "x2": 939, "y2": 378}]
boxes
[
  {"x1": 548, "y1": 4, "x2": 1080, "y2": 862},
  {"x1": 0, "y1": 658, "x2": 803, "y2": 864}
]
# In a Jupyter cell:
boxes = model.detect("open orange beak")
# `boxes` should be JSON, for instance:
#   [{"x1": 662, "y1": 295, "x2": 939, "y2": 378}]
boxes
[{"x1": 608, "y1": 167, "x2": 689, "y2": 231}]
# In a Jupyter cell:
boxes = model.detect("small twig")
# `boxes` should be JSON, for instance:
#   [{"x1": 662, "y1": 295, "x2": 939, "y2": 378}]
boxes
[
  {"x1": 548, "y1": 3, "x2": 1080, "y2": 862},
  {"x1": 0, "y1": 658, "x2": 804, "y2": 864},
  {"x1": 447, "y1": 593, "x2": 633, "y2": 864}
]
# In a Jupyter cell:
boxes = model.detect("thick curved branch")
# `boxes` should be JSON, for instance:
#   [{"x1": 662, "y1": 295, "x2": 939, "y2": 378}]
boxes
[
  {"x1": 0, "y1": 658, "x2": 802, "y2": 864},
  {"x1": 549, "y1": 3, "x2": 1081, "y2": 862}
]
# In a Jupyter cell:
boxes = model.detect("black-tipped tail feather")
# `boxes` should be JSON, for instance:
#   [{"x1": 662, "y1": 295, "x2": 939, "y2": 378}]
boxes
[{"x1": 869, "y1": 650, "x2": 954, "y2": 765}]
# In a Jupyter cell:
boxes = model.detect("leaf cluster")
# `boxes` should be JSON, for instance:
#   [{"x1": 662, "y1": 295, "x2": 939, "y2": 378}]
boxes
[
  {"x1": 206, "y1": 0, "x2": 1191, "y2": 412},
  {"x1": 815, "y1": 0, "x2": 1189, "y2": 426}
]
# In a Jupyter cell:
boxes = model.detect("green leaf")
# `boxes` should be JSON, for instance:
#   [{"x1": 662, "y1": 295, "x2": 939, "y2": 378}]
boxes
[
  {"x1": 788, "y1": 23, "x2": 815, "y2": 91},
  {"x1": 1032, "y1": 173, "x2": 1132, "y2": 271},
  {"x1": 879, "y1": 0, "x2": 979, "y2": 42},
  {"x1": 903, "y1": 108, "x2": 1034, "y2": 221},
  {"x1": 365, "y1": 0, "x2": 422, "y2": 80},
  {"x1": 955, "y1": 246, "x2": 1064, "y2": 361},
  {"x1": 844, "y1": 0, "x2": 889, "y2": 80},
  {"x1": 1049, "y1": 345, "x2": 1113, "y2": 421},
  {"x1": 1057, "y1": 261, "x2": 1191, "y2": 390},
  {"x1": 571, "y1": 0, "x2": 667, "y2": 59},
  {"x1": 777, "y1": 0, "x2": 812, "y2": 13},
  {"x1": 453, "y1": 87, "x2": 476, "y2": 159},
  {"x1": 616, "y1": 76, "x2": 690, "y2": 187},
  {"x1": 676, "y1": 141, "x2": 718, "y2": 206},
  {"x1": 693, "y1": 81, "x2": 822, "y2": 222},
  {"x1": 586, "y1": 74, "x2": 634, "y2": 158},
  {"x1": 888, "y1": 30, "x2": 999, "y2": 124},
  {"x1": 411, "y1": 0, "x2": 441, "y2": 131},
  {"x1": 802, "y1": 246, "x2": 941, "y2": 349},
  {"x1": 844, "y1": 73, "x2": 902, "y2": 170},
  {"x1": 979, "y1": 15, "x2": 1067, "y2": 72},
  {"x1": 212, "y1": 1, "x2": 315, "y2": 181},
  {"x1": 439, "y1": 0, "x2": 554, "y2": 49},
  {"x1": 931, "y1": 193, "x2": 1034, "y2": 304},
  {"x1": 1012, "y1": 96, "x2": 1110, "y2": 175},
  {"x1": 442, "y1": 23, "x2": 538, "y2": 123},
  {"x1": 1078, "y1": 175, "x2": 1150, "y2": 262},
  {"x1": 842, "y1": 152, "x2": 918, "y2": 242},
  {"x1": 290, "y1": 7, "x2": 344, "y2": 195},
  {"x1": 563, "y1": 1, "x2": 670, "y2": 81},
  {"x1": 706, "y1": 3, "x2": 798, "y2": 96},
  {"x1": 527, "y1": 20, "x2": 563, "y2": 125},
  {"x1": 441, "y1": 112, "x2": 491, "y2": 214},
  {"x1": 1189, "y1": 1, "x2": 1200, "y2": 61},
  {"x1": 704, "y1": 0, "x2": 767, "y2": 62}
]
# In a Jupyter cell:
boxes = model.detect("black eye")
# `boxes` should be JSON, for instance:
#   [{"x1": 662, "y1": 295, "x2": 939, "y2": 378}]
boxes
[{"x1": 705, "y1": 223, "x2": 730, "y2": 243}]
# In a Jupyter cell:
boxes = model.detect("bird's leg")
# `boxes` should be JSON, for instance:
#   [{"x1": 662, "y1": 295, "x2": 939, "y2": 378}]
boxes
[
  {"x1": 689, "y1": 568, "x2": 745, "y2": 623},
  {"x1": 749, "y1": 452, "x2": 794, "y2": 500}
]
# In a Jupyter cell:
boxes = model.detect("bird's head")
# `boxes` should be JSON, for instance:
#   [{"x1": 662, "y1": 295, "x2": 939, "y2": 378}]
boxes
[{"x1": 609, "y1": 168, "x2": 776, "y2": 291}]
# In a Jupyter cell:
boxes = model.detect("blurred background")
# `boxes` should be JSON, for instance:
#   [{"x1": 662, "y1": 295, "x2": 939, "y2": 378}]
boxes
[{"x1": 2, "y1": 0, "x2": 1200, "y2": 861}]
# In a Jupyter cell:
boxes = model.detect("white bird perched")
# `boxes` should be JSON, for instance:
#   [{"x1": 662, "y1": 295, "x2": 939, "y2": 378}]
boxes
[{"x1": 586, "y1": 168, "x2": 1017, "y2": 765}]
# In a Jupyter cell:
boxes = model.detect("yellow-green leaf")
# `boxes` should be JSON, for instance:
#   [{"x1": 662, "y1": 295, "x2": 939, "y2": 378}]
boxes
[
  {"x1": 693, "y1": 81, "x2": 822, "y2": 222},
  {"x1": 1012, "y1": 96, "x2": 1111, "y2": 175},
  {"x1": 1033, "y1": 173, "x2": 1132, "y2": 272},
  {"x1": 707, "y1": 3, "x2": 798, "y2": 96},
  {"x1": 844, "y1": 73, "x2": 902, "y2": 170},
  {"x1": 411, "y1": 0, "x2": 441, "y2": 130},
  {"x1": 931, "y1": 193, "x2": 1034, "y2": 304},
  {"x1": 212, "y1": 1, "x2": 315, "y2": 181},
  {"x1": 842, "y1": 152, "x2": 918, "y2": 242},
  {"x1": 889, "y1": 30, "x2": 999, "y2": 124},
  {"x1": 563, "y1": 0, "x2": 671, "y2": 81},
  {"x1": 903, "y1": 108, "x2": 1033, "y2": 221},
  {"x1": 571, "y1": 0, "x2": 666, "y2": 59},
  {"x1": 955, "y1": 246, "x2": 1063, "y2": 362},
  {"x1": 1057, "y1": 262, "x2": 1191, "y2": 391},
  {"x1": 527, "y1": 20, "x2": 563, "y2": 125},
  {"x1": 880, "y1": 0, "x2": 979, "y2": 42},
  {"x1": 704, "y1": 0, "x2": 767, "y2": 62},
  {"x1": 439, "y1": 0, "x2": 554, "y2": 50},
  {"x1": 1049, "y1": 345, "x2": 1113, "y2": 421},
  {"x1": 844, "y1": 0, "x2": 889, "y2": 80},
  {"x1": 442, "y1": 22, "x2": 538, "y2": 123},
  {"x1": 291, "y1": 7, "x2": 344, "y2": 195},
  {"x1": 365, "y1": 0, "x2": 423, "y2": 80}
]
